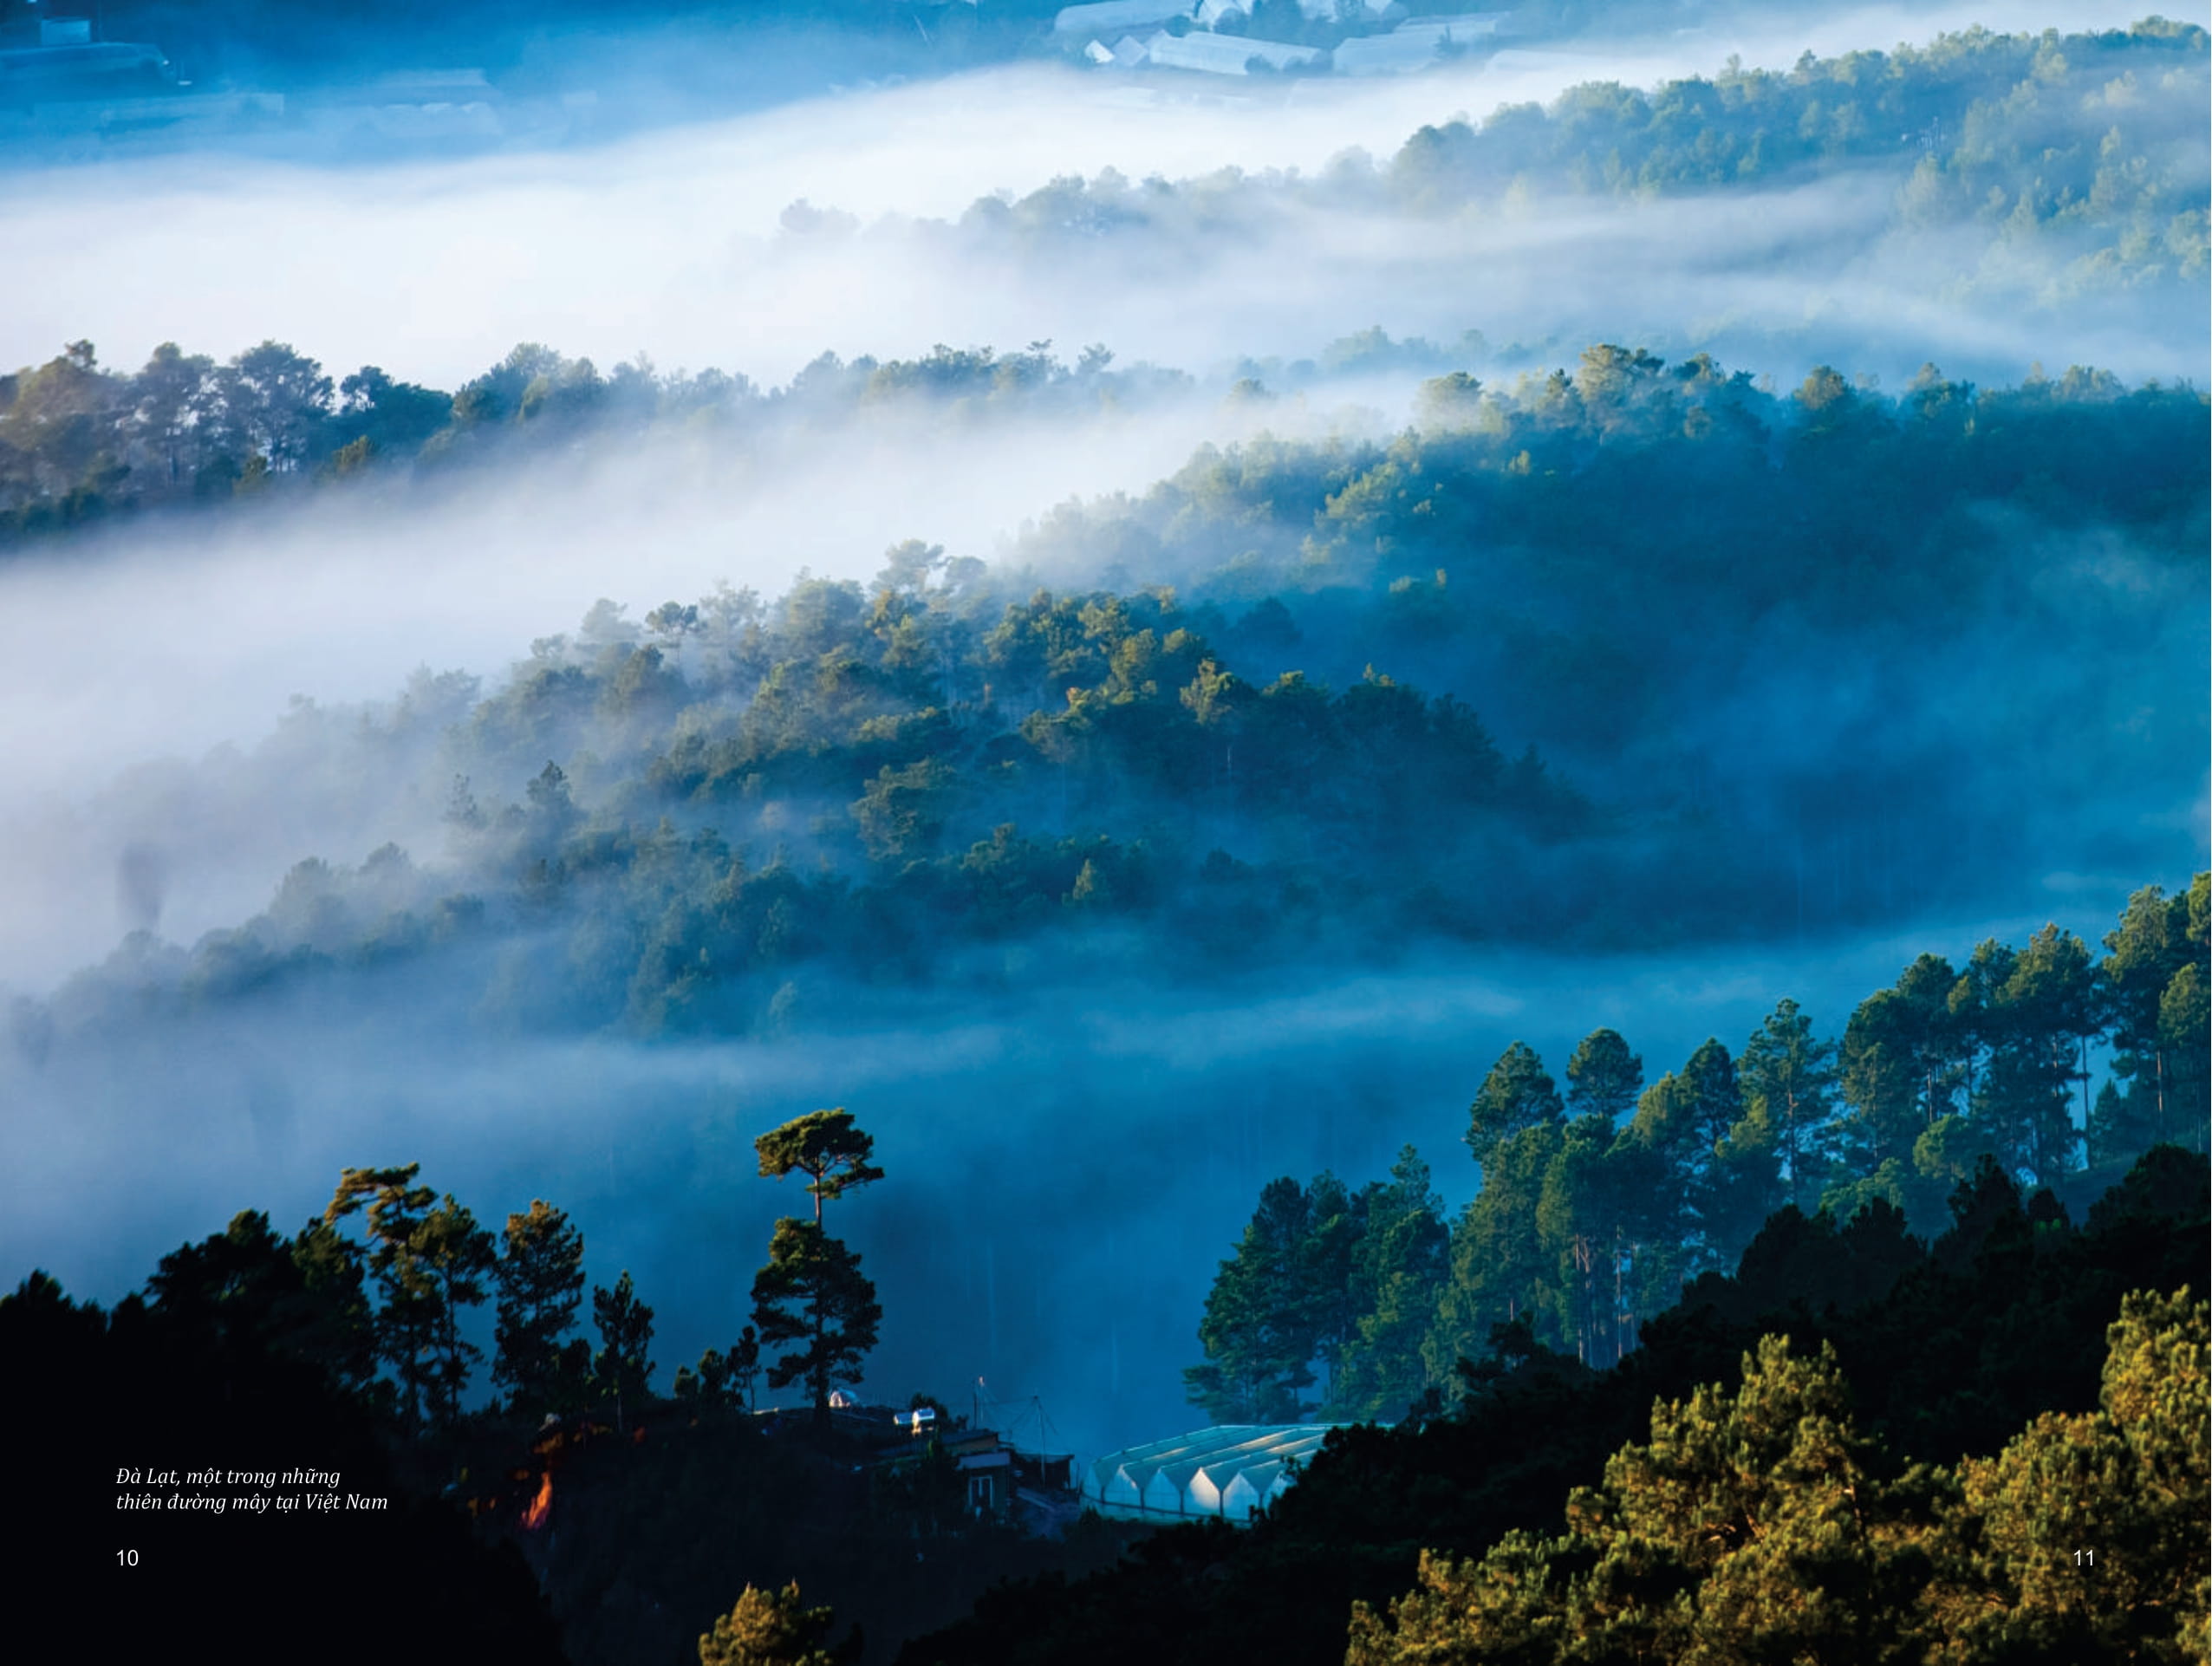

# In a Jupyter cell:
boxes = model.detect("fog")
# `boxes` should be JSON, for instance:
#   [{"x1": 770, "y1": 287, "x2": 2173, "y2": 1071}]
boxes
[
  {"x1": 0, "y1": 0, "x2": 2177, "y2": 386},
  {"x1": 0, "y1": 0, "x2": 2204, "y2": 1487},
  {"x1": 0, "y1": 380, "x2": 1428, "y2": 991},
  {"x1": 0, "y1": 904, "x2": 2151, "y2": 1465}
]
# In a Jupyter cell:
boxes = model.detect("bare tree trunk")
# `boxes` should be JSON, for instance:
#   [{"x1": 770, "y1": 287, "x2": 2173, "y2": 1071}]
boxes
[{"x1": 1612, "y1": 1228, "x2": 1625, "y2": 1366}]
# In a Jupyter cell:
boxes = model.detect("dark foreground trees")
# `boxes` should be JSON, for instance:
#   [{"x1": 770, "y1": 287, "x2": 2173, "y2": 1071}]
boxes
[
  {"x1": 1346, "y1": 1288, "x2": 2209, "y2": 1666},
  {"x1": 698, "y1": 1580, "x2": 845, "y2": 1666},
  {"x1": 902, "y1": 1144, "x2": 2207, "y2": 1666},
  {"x1": 3, "y1": 1250, "x2": 564, "y2": 1660},
  {"x1": 592, "y1": 1269, "x2": 658, "y2": 1435},
  {"x1": 324, "y1": 1163, "x2": 497, "y2": 1428}
]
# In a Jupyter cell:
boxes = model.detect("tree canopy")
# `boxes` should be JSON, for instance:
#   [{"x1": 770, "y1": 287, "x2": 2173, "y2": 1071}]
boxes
[{"x1": 755, "y1": 1109, "x2": 886, "y2": 1225}]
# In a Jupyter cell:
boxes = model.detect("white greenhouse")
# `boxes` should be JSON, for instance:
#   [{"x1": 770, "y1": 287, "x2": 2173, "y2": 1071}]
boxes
[
  {"x1": 1082, "y1": 1424, "x2": 1350, "y2": 1524},
  {"x1": 1144, "y1": 31, "x2": 1327, "y2": 74}
]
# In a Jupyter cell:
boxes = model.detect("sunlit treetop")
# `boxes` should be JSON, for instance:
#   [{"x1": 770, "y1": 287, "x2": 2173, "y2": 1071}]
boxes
[{"x1": 754, "y1": 1109, "x2": 884, "y2": 1223}]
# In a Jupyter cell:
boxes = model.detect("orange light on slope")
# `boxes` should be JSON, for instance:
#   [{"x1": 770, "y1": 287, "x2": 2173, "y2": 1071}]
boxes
[{"x1": 521, "y1": 1472, "x2": 553, "y2": 1531}]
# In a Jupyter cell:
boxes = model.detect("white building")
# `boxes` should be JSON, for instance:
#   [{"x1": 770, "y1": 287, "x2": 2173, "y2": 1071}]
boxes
[
  {"x1": 1399, "y1": 10, "x2": 1508, "y2": 34},
  {"x1": 1333, "y1": 31, "x2": 1441, "y2": 73},
  {"x1": 1334, "y1": 11, "x2": 1505, "y2": 74},
  {"x1": 1082, "y1": 1424, "x2": 1351, "y2": 1524},
  {"x1": 1146, "y1": 31, "x2": 1327, "y2": 74}
]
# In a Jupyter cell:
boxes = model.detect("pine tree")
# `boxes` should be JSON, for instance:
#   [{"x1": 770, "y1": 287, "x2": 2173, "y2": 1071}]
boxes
[
  {"x1": 2099, "y1": 884, "x2": 2190, "y2": 1154},
  {"x1": 751, "y1": 1221, "x2": 882, "y2": 1428},
  {"x1": 288, "y1": 1214, "x2": 379, "y2": 1396},
  {"x1": 1623, "y1": 1044, "x2": 1763, "y2": 1289},
  {"x1": 1435, "y1": 1116, "x2": 1565, "y2": 1375},
  {"x1": 1740, "y1": 998, "x2": 1839, "y2": 1211},
  {"x1": 145, "y1": 1209, "x2": 376, "y2": 1396},
  {"x1": 2160, "y1": 965, "x2": 2209, "y2": 1147},
  {"x1": 698, "y1": 1581, "x2": 840, "y2": 1666},
  {"x1": 1925, "y1": 1287, "x2": 2209, "y2": 1662},
  {"x1": 494, "y1": 1199, "x2": 585, "y2": 1422},
  {"x1": 1328, "y1": 1147, "x2": 1447, "y2": 1422},
  {"x1": 755, "y1": 1109, "x2": 884, "y2": 1226},
  {"x1": 416, "y1": 1194, "x2": 496, "y2": 1425},
  {"x1": 1350, "y1": 1285, "x2": 2210, "y2": 1666},
  {"x1": 325, "y1": 1164, "x2": 441, "y2": 1429},
  {"x1": 1350, "y1": 1335, "x2": 1937, "y2": 1665},
  {"x1": 1185, "y1": 1176, "x2": 1322, "y2": 1422},
  {"x1": 729, "y1": 1324, "x2": 762, "y2": 1413},
  {"x1": 1465, "y1": 1041, "x2": 1565, "y2": 1167},
  {"x1": 1842, "y1": 955, "x2": 1962, "y2": 1168},
  {"x1": 1556, "y1": 1031, "x2": 1654, "y2": 1365},
  {"x1": 1975, "y1": 926, "x2": 2097, "y2": 1185},
  {"x1": 592, "y1": 1270, "x2": 656, "y2": 1435},
  {"x1": 1535, "y1": 1113, "x2": 1616, "y2": 1367},
  {"x1": 1565, "y1": 1027, "x2": 1643, "y2": 1123},
  {"x1": 1426, "y1": 1044, "x2": 1574, "y2": 1376}
]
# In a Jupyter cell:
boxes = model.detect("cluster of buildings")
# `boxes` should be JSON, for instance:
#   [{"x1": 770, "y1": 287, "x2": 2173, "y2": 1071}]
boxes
[
  {"x1": 826, "y1": 1402, "x2": 1348, "y2": 1533},
  {"x1": 0, "y1": 11, "x2": 524, "y2": 145},
  {"x1": 0, "y1": 15, "x2": 176, "y2": 103},
  {"x1": 826, "y1": 1396, "x2": 1079, "y2": 1526},
  {"x1": 1055, "y1": 0, "x2": 1512, "y2": 78},
  {"x1": 833, "y1": 1403, "x2": 1348, "y2": 1531}
]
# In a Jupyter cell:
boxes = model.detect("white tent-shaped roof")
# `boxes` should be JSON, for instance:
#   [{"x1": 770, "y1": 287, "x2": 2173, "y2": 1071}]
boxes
[
  {"x1": 1101, "y1": 1462, "x2": 1148, "y2": 1512},
  {"x1": 1335, "y1": 11, "x2": 1504, "y2": 74},
  {"x1": 1082, "y1": 1424, "x2": 1350, "y2": 1524},
  {"x1": 1218, "y1": 1459, "x2": 1288, "y2": 1520},
  {"x1": 1145, "y1": 31, "x2": 1326, "y2": 75}
]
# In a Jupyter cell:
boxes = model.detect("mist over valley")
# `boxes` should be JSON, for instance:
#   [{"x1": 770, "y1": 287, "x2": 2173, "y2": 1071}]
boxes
[{"x1": 2, "y1": 3, "x2": 2205, "y2": 1661}]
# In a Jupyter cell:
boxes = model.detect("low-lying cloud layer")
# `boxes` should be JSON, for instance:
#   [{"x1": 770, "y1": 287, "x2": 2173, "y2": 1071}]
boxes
[
  {"x1": 0, "y1": 0, "x2": 2202, "y2": 1479},
  {"x1": 0, "y1": 908, "x2": 2150, "y2": 1464},
  {"x1": 0, "y1": 0, "x2": 2174, "y2": 387},
  {"x1": 0, "y1": 381, "x2": 1408, "y2": 992}
]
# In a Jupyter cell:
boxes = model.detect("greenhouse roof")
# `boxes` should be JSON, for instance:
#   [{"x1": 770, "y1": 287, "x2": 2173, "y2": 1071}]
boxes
[{"x1": 1082, "y1": 1423, "x2": 1351, "y2": 1524}]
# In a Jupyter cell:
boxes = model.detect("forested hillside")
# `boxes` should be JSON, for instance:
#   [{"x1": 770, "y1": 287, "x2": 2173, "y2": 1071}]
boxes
[
  {"x1": 3, "y1": 23, "x2": 2202, "y2": 545},
  {"x1": 952, "y1": 18, "x2": 2209, "y2": 294},
  {"x1": 1183, "y1": 875, "x2": 2207, "y2": 1426},
  {"x1": 16, "y1": 349, "x2": 2200, "y2": 1048},
  {"x1": 0, "y1": 335, "x2": 1195, "y2": 543}
]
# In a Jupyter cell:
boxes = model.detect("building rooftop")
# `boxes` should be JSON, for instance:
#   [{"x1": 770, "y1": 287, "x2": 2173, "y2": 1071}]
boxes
[
  {"x1": 1145, "y1": 32, "x2": 1327, "y2": 75},
  {"x1": 1082, "y1": 1423, "x2": 1353, "y2": 1523}
]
